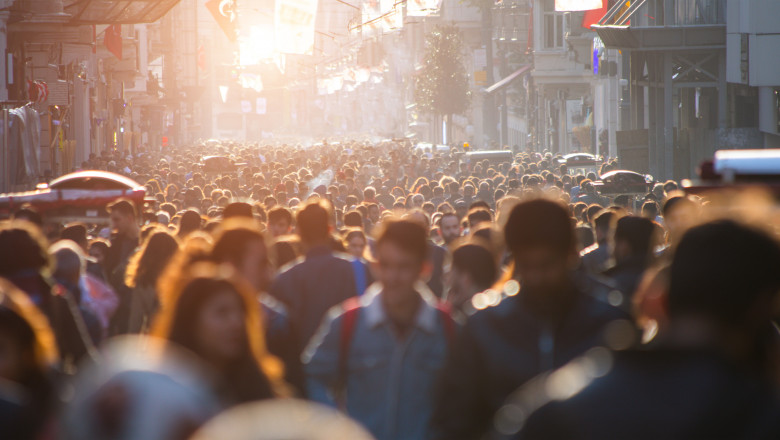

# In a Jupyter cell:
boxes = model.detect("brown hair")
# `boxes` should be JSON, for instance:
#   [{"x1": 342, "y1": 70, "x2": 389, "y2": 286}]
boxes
[{"x1": 151, "y1": 263, "x2": 287, "y2": 402}]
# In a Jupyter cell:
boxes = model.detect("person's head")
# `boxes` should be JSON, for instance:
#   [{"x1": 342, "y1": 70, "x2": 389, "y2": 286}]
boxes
[
  {"x1": 611, "y1": 216, "x2": 656, "y2": 262},
  {"x1": 222, "y1": 202, "x2": 254, "y2": 220},
  {"x1": 466, "y1": 208, "x2": 492, "y2": 229},
  {"x1": 667, "y1": 220, "x2": 780, "y2": 357},
  {"x1": 12, "y1": 205, "x2": 43, "y2": 227},
  {"x1": 439, "y1": 212, "x2": 461, "y2": 245},
  {"x1": 178, "y1": 210, "x2": 202, "y2": 238},
  {"x1": 125, "y1": 230, "x2": 180, "y2": 288},
  {"x1": 641, "y1": 200, "x2": 659, "y2": 219},
  {"x1": 662, "y1": 196, "x2": 699, "y2": 245},
  {"x1": 504, "y1": 199, "x2": 576, "y2": 310},
  {"x1": 447, "y1": 242, "x2": 498, "y2": 309},
  {"x1": 88, "y1": 239, "x2": 109, "y2": 265},
  {"x1": 153, "y1": 263, "x2": 283, "y2": 401},
  {"x1": 296, "y1": 200, "x2": 332, "y2": 246},
  {"x1": 343, "y1": 210, "x2": 363, "y2": 229},
  {"x1": 366, "y1": 203, "x2": 380, "y2": 223},
  {"x1": 212, "y1": 219, "x2": 272, "y2": 292},
  {"x1": 60, "y1": 223, "x2": 89, "y2": 251},
  {"x1": 343, "y1": 228, "x2": 367, "y2": 259},
  {"x1": 0, "y1": 220, "x2": 51, "y2": 278},
  {"x1": 50, "y1": 240, "x2": 86, "y2": 287},
  {"x1": 0, "y1": 278, "x2": 58, "y2": 385},
  {"x1": 374, "y1": 219, "x2": 429, "y2": 301},
  {"x1": 592, "y1": 209, "x2": 615, "y2": 243},
  {"x1": 267, "y1": 207, "x2": 293, "y2": 238},
  {"x1": 107, "y1": 198, "x2": 138, "y2": 236}
]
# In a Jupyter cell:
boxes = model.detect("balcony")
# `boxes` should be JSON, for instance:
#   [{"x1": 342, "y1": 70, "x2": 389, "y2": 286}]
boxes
[
  {"x1": 492, "y1": 1, "x2": 530, "y2": 46},
  {"x1": 593, "y1": 0, "x2": 726, "y2": 51}
]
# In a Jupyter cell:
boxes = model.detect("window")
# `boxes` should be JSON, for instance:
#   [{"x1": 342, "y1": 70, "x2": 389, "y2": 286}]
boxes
[{"x1": 542, "y1": 0, "x2": 566, "y2": 49}]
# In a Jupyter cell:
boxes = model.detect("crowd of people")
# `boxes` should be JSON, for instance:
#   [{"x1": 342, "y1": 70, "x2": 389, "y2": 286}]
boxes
[{"x1": 1, "y1": 139, "x2": 779, "y2": 439}]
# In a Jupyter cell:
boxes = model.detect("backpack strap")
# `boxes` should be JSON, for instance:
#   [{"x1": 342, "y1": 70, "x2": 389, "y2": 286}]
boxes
[{"x1": 335, "y1": 296, "x2": 361, "y2": 408}]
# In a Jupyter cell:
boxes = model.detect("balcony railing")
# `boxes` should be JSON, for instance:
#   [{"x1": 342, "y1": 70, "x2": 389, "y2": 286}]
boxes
[{"x1": 599, "y1": 0, "x2": 725, "y2": 28}]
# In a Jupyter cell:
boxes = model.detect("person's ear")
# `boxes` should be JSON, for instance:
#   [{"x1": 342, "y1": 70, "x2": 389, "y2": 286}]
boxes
[{"x1": 419, "y1": 259, "x2": 433, "y2": 282}]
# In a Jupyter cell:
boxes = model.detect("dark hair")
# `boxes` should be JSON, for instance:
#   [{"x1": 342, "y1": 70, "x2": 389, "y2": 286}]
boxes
[
  {"x1": 662, "y1": 195, "x2": 695, "y2": 217},
  {"x1": 13, "y1": 204, "x2": 43, "y2": 226},
  {"x1": 60, "y1": 223, "x2": 88, "y2": 246},
  {"x1": 593, "y1": 210, "x2": 615, "y2": 233},
  {"x1": 668, "y1": 220, "x2": 780, "y2": 326},
  {"x1": 467, "y1": 208, "x2": 492, "y2": 229},
  {"x1": 212, "y1": 219, "x2": 266, "y2": 268},
  {"x1": 451, "y1": 242, "x2": 498, "y2": 290},
  {"x1": 0, "y1": 221, "x2": 51, "y2": 276},
  {"x1": 504, "y1": 199, "x2": 574, "y2": 256},
  {"x1": 223, "y1": 202, "x2": 254, "y2": 219},
  {"x1": 178, "y1": 210, "x2": 202, "y2": 237},
  {"x1": 107, "y1": 198, "x2": 137, "y2": 219},
  {"x1": 613, "y1": 216, "x2": 656, "y2": 257},
  {"x1": 296, "y1": 200, "x2": 331, "y2": 244},
  {"x1": 267, "y1": 206, "x2": 293, "y2": 225},
  {"x1": 126, "y1": 230, "x2": 180, "y2": 288},
  {"x1": 376, "y1": 219, "x2": 428, "y2": 262},
  {"x1": 343, "y1": 210, "x2": 363, "y2": 228},
  {"x1": 271, "y1": 237, "x2": 300, "y2": 269}
]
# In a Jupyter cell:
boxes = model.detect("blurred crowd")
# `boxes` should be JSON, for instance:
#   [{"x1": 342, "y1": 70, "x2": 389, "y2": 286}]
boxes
[{"x1": 1, "y1": 139, "x2": 779, "y2": 440}]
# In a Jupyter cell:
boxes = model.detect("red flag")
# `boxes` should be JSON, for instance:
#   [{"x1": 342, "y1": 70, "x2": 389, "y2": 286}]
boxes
[
  {"x1": 104, "y1": 24, "x2": 123, "y2": 60},
  {"x1": 206, "y1": 0, "x2": 238, "y2": 42},
  {"x1": 197, "y1": 45, "x2": 206, "y2": 70},
  {"x1": 582, "y1": 3, "x2": 609, "y2": 29}
]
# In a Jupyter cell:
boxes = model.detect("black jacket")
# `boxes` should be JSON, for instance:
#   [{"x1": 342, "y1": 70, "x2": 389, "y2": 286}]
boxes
[
  {"x1": 430, "y1": 277, "x2": 629, "y2": 440},
  {"x1": 515, "y1": 348, "x2": 780, "y2": 440}
]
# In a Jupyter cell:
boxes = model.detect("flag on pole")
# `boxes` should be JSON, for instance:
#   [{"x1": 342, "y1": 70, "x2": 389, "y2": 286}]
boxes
[
  {"x1": 555, "y1": 0, "x2": 602, "y2": 12},
  {"x1": 206, "y1": 0, "x2": 238, "y2": 42},
  {"x1": 104, "y1": 24, "x2": 122, "y2": 60}
]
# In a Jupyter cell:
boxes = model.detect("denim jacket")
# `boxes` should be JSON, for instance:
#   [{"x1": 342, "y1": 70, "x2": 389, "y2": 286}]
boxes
[{"x1": 303, "y1": 282, "x2": 451, "y2": 440}]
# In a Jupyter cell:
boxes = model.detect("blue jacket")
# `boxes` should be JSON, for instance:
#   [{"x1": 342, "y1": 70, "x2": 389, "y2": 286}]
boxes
[{"x1": 303, "y1": 283, "x2": 452, "y2": 440}]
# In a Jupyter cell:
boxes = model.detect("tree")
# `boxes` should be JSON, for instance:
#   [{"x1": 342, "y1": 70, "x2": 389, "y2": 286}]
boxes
[{"x1": 414, "y1": 25, "x2": 471, "y2": 144}]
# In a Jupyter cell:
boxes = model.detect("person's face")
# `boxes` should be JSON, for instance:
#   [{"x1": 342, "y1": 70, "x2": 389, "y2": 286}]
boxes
[
  {"x1": 195, "y1": 289, "x2": 246, "y2": 364},
  {"x1": 89, "y1": 246, "x2": 105, "y2": 264},
  {"x1": 110, "y1": 211, "x2": 134, "y2": 235},
  {"x1": 514, "y1": 247, "x2": 572, "y2": 304},
  {"x1": 368, "y1": 206, "x2": 380, "y2": 222},
  {"x1": 440, "y1": 216, "x2": 461, "y2": 244},
  {"x1": 239, "y1": 240, "x2": 272, "y2": 291},
  {"x1": 268, "y1": 220, "x2": 290, "y2": 237},
  {"x1": 347, "y1": 236, "x2": 366, "y2": 259},
  {"x1": 375, "y1": 242, "x2": 423, "y2": 300}
]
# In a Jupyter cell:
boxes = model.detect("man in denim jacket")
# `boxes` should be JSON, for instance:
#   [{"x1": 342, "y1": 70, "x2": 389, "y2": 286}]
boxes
[{"x1": 303, "y1": 220, "x2": 454, "y2": 440}]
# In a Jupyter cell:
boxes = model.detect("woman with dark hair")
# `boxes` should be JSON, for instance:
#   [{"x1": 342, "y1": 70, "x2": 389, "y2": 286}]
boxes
[
  {"x1": 177, "y1": 210, "x2": 202, "y2": 238},
  {"x1": 0, "y1": 278, "x2": 59, "y2": 439},
  {"x1": 151, "y1": 263, "x2": 287, "y2": 407},
  {"x1": 126, "y1": 230, "x2": 181, "y2": 333}
]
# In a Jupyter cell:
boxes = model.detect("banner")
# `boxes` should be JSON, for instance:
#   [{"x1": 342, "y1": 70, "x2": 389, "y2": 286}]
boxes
[
  {"x1": 407, "y1": 0, "x2": 443, "y2": 17},
  {"x1": 275, "y1": 0, "x2": 319, "y2": 54},
  {"x1": 555, "y1": 0, "x2": 602, "y2": 11}
]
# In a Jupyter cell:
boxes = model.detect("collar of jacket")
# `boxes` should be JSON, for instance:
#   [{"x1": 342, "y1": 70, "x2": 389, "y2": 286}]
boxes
[{"x1": 361, "y1": 282, "x2": 439, "y2": 334}]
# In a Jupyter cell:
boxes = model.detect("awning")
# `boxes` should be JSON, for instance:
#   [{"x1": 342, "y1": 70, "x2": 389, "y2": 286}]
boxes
[
  {"x1": 65, "y1": 0, "x2": 181, "y2": 25},
  {"x1": 485, "y1": 65, "x2": 532, "y2": 94}
]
